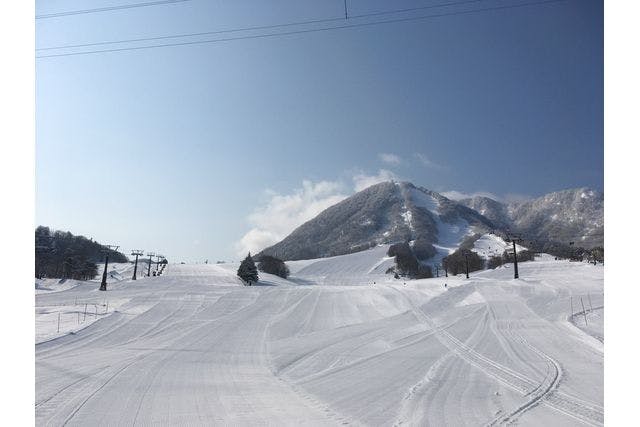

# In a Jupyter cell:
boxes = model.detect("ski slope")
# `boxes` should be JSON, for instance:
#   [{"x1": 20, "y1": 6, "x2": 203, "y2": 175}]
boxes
[
  {"x1": 408, "y1": 186, "x2": 473, "y2": 258},
  {"x1": 35, "y1": 256, "x2": 603, "y2": 426},
  {"x1": 471, "y1": 233, "x2": 527, "y2": 259}
]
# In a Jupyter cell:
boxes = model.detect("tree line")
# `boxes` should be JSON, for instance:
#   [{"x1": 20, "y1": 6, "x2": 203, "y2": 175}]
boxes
[
  {"x1": 35, "y1": 226, "x2": 128, "y2": 280},
  {"x1": 235, "y1": 240, "x2": 604, "y2": 286},
  {"x1": 520, "y1": 240, "x2": 604, "y2": 263},
  {"x1": 237, "y1": 253, "x2": 290, "y2": 285},
  {"x1": 442, "y1": 249, "x2": 484, "y2": 276},
  {"x1": 387, "y1": 243, "x2": 543, "y2": 279},
  {"x1": 386, "y1": 242, "x2": 433, "y2": 279}
]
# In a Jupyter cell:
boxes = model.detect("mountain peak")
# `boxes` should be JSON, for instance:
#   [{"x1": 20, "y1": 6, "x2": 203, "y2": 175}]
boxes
[
  {"x1": 259, "y1": 182, "x2": 494, "y2": 262},
  {"x1": 259, "y1": 183, "x2": 603, "y2": 261}
]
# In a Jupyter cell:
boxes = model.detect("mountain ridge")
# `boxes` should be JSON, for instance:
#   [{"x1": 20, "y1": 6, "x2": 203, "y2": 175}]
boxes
[
  {"x1": 258, "y1": 182, "x2": 603, "y2": 262},
  {"x1": 460, "y1": 187, "x2": 603, "y2": 247}
]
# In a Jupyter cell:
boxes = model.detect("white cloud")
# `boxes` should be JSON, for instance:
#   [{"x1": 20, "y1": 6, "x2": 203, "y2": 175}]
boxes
[
  {"x1": 440, "y1": 190, "x2": 533, "y2": 204},
  {"x1": 415, "y1": 153, "x2": 445, "y2": 170},
  {"x1": 236, "y1": 169, "x2": 402, "y2": 256},
  {"x1": 503, "y1": 193, "x2": 532, "y2": 204},
  {"x1": 235, "y1": 180, "x2": 347, "y2": 256},
  {"x1": 352, "y1": 169, "x2": 398, "y2": 192},
  {"x1": 378, "y1": 153, "x2": 402, "y2": 165},
  {"x1": 441, "y1": 190, "x2": 500, "y2": 201}
]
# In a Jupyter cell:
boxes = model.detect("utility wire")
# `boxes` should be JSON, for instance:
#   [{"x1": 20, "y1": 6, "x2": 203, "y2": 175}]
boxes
[
  {"x1": 36, "y1": 0, "x2": 568, "y2": 59},
  {"x1": 352, "y1": 0, "x2": 488, "y2": 19},
  {"x1": 37, "y1": 0, "x2": 489, "y2": 52},
  {"x1": 36, "y1": 16, "x2": 346, "y2": 51},
  {"x1": 36, "y1": 0, "x2": 190, "y2": 20}
]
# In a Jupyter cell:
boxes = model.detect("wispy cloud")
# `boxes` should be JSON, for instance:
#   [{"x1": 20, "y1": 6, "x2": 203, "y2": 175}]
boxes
[
  {"x1": 236, "y1": 165, "x2": 536, "y2": 257},
  {"x1": 236, "y1": 169, "x2": 401, "y2": 256},
  {"x1": 441, "y1": 190, "x2": 500, "y2": 201},
  {"x1": 352, "y1": 169, "x2": 398, "y2": 192},
  {"x1": 441, "y1": 190, "x2": 533, "y2": 204},
  {"x1": 415, "y1": 153, "x2": 445, "y2": 170},
  {"x1": 235, "y1": 180, "x2": 347, "y2": 256},
  {"x1": 503, "y1": 193, "x2": 532, "y2": 204},
  {"x1": 378, "y1": 153, "x2": 402, "y2": 165}
]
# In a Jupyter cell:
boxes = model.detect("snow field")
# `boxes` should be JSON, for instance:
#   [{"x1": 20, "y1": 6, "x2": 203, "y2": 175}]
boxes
[
  {"x1": 35, "y1": 298, "x2": 129, "y2": 343},
  {"x1": 36, "y1": 254, "x2": 603, "y2": 426}
]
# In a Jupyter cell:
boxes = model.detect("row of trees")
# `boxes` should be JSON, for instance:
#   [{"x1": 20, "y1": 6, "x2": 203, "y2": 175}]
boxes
[
  {"x1": 442, "y1": 249, "x2": 484, "y2": 276},
  {"x1": 236, "y1": 241, "x2": 603, "y2": 286},
  {"x1": 387, "y1": 242, "x2": 433, "y2": 279},
  {"x1": 386, "y1": 244, "x2": 542, "y2": 279},
  {"x1": 35, "y1": 226, "x2": 128, "y2": 280},
  {"x1": 236, "y1": 253, "x2": 290, "y2": 285},
  {"x1": 486, "y1": 249, "x2": 535, "y2": 270},
  {"x1": 525, "y1": 240, "x2": 604, "y2": 263},
  {"x1": 442, "y1": 242, "x2": 604, "y2": 277}
]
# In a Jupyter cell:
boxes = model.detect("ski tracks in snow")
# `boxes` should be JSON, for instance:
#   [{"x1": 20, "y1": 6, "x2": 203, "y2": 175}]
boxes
[
  {"x1": 391, "y1": 285, "x2": 603, "y2": 426},
  {"x1": 36, "y1": 262, "x2": 603, "y2": 426}
]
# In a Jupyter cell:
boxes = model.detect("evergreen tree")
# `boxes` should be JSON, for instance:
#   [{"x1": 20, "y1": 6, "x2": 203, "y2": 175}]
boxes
[{"x1": 237, "y1": 253, "x2": 259, "y2": 285}]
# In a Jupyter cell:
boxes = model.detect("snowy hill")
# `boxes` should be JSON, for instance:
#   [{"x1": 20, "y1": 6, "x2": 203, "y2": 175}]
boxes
[
  {"x1": 469, "y1": 233, "x2": 526, "y2": 259},
  {"x1": 508, "y1": 187, "x2": 604, "y2": 247},
  {"x1": 259, "y1": 182, "x2": 494, "y2": 262},
  {"x1": 260, "y1": 182, "x2": 603, "y2": 266},
  {"x1": 461, "y1": 187, "x2": 604, "y2": 247},
  {"x1": 459, "y1": 195, "x2": 512, "y2": 229}
]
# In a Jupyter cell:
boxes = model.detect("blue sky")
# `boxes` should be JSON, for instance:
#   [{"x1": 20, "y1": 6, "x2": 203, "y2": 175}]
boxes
[{"x1": 35, "y1": 0, "x2": 603, "y2": 261}]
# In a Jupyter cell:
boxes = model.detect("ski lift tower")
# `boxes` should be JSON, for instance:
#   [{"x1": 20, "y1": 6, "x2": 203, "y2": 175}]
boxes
[
  {"x1": 505, "y1": 235, "x2": 523, "y2": 279},
  {"x1": 131, "y1": 250, "x2": 144, "y2": 280},
  {"x1": 99, "y1": 245, "x2": 119, "y2": 291},
  {"x1": 146, "y1": 252, "x2": 156, "y2": 277},
  {"x1": 155, "y1": 254, "x2": 164, "y2": 275}
]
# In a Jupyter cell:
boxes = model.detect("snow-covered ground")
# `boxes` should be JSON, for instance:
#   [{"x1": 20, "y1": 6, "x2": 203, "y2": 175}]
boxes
[
  {"x1": 471, "y1": 233, "x2": 527, "y2": 259},
  {"x1": 35, "y1": 262, "x2": 147, "y2": 295},
  {"x1": 35, "y1": 261, "x2": 155, "y2": 342},
  {"x1": 35, "y1": 256, "x2": 603, "y2": 426},
  {"x1": 409, "y1": 186, "x2": 474, "y2": 263}
]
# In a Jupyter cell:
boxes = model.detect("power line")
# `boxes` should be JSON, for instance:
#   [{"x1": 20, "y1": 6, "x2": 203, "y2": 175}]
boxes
[
  {"x1": 37, "y1": 0, "x2": 489, "y2": 52},
  {"x1": 352, "y1": 0, "x2": 488, "y2": 19},
  {"x1": 36, "y1": 0, "x2": 190, "y2": 20},
  {"x1": 36, "y1": 0, "x2": 568, "y2": 59},
  {"x1": 36, "y1": 16, "x2": 345, "y2": 52}
]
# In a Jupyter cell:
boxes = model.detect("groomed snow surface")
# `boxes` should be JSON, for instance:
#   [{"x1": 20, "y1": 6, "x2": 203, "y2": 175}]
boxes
[{"x1": 36, "y1": 253, "x2": 603, "y2": 426}]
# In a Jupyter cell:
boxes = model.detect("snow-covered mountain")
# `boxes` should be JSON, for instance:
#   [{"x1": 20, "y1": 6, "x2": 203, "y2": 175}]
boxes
[
  {"x1": 259, "y1": 182, "x2": 494, "y2": 262},
  {"x1": 461, "y1": 187, "x2": 604, "y2": 247},
  {"x1": 259, "y1": 182, "x2": 604, "y2": 262},
  {"x1": 459, "y1": 196, "x2": 511, "y2": 230}
]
